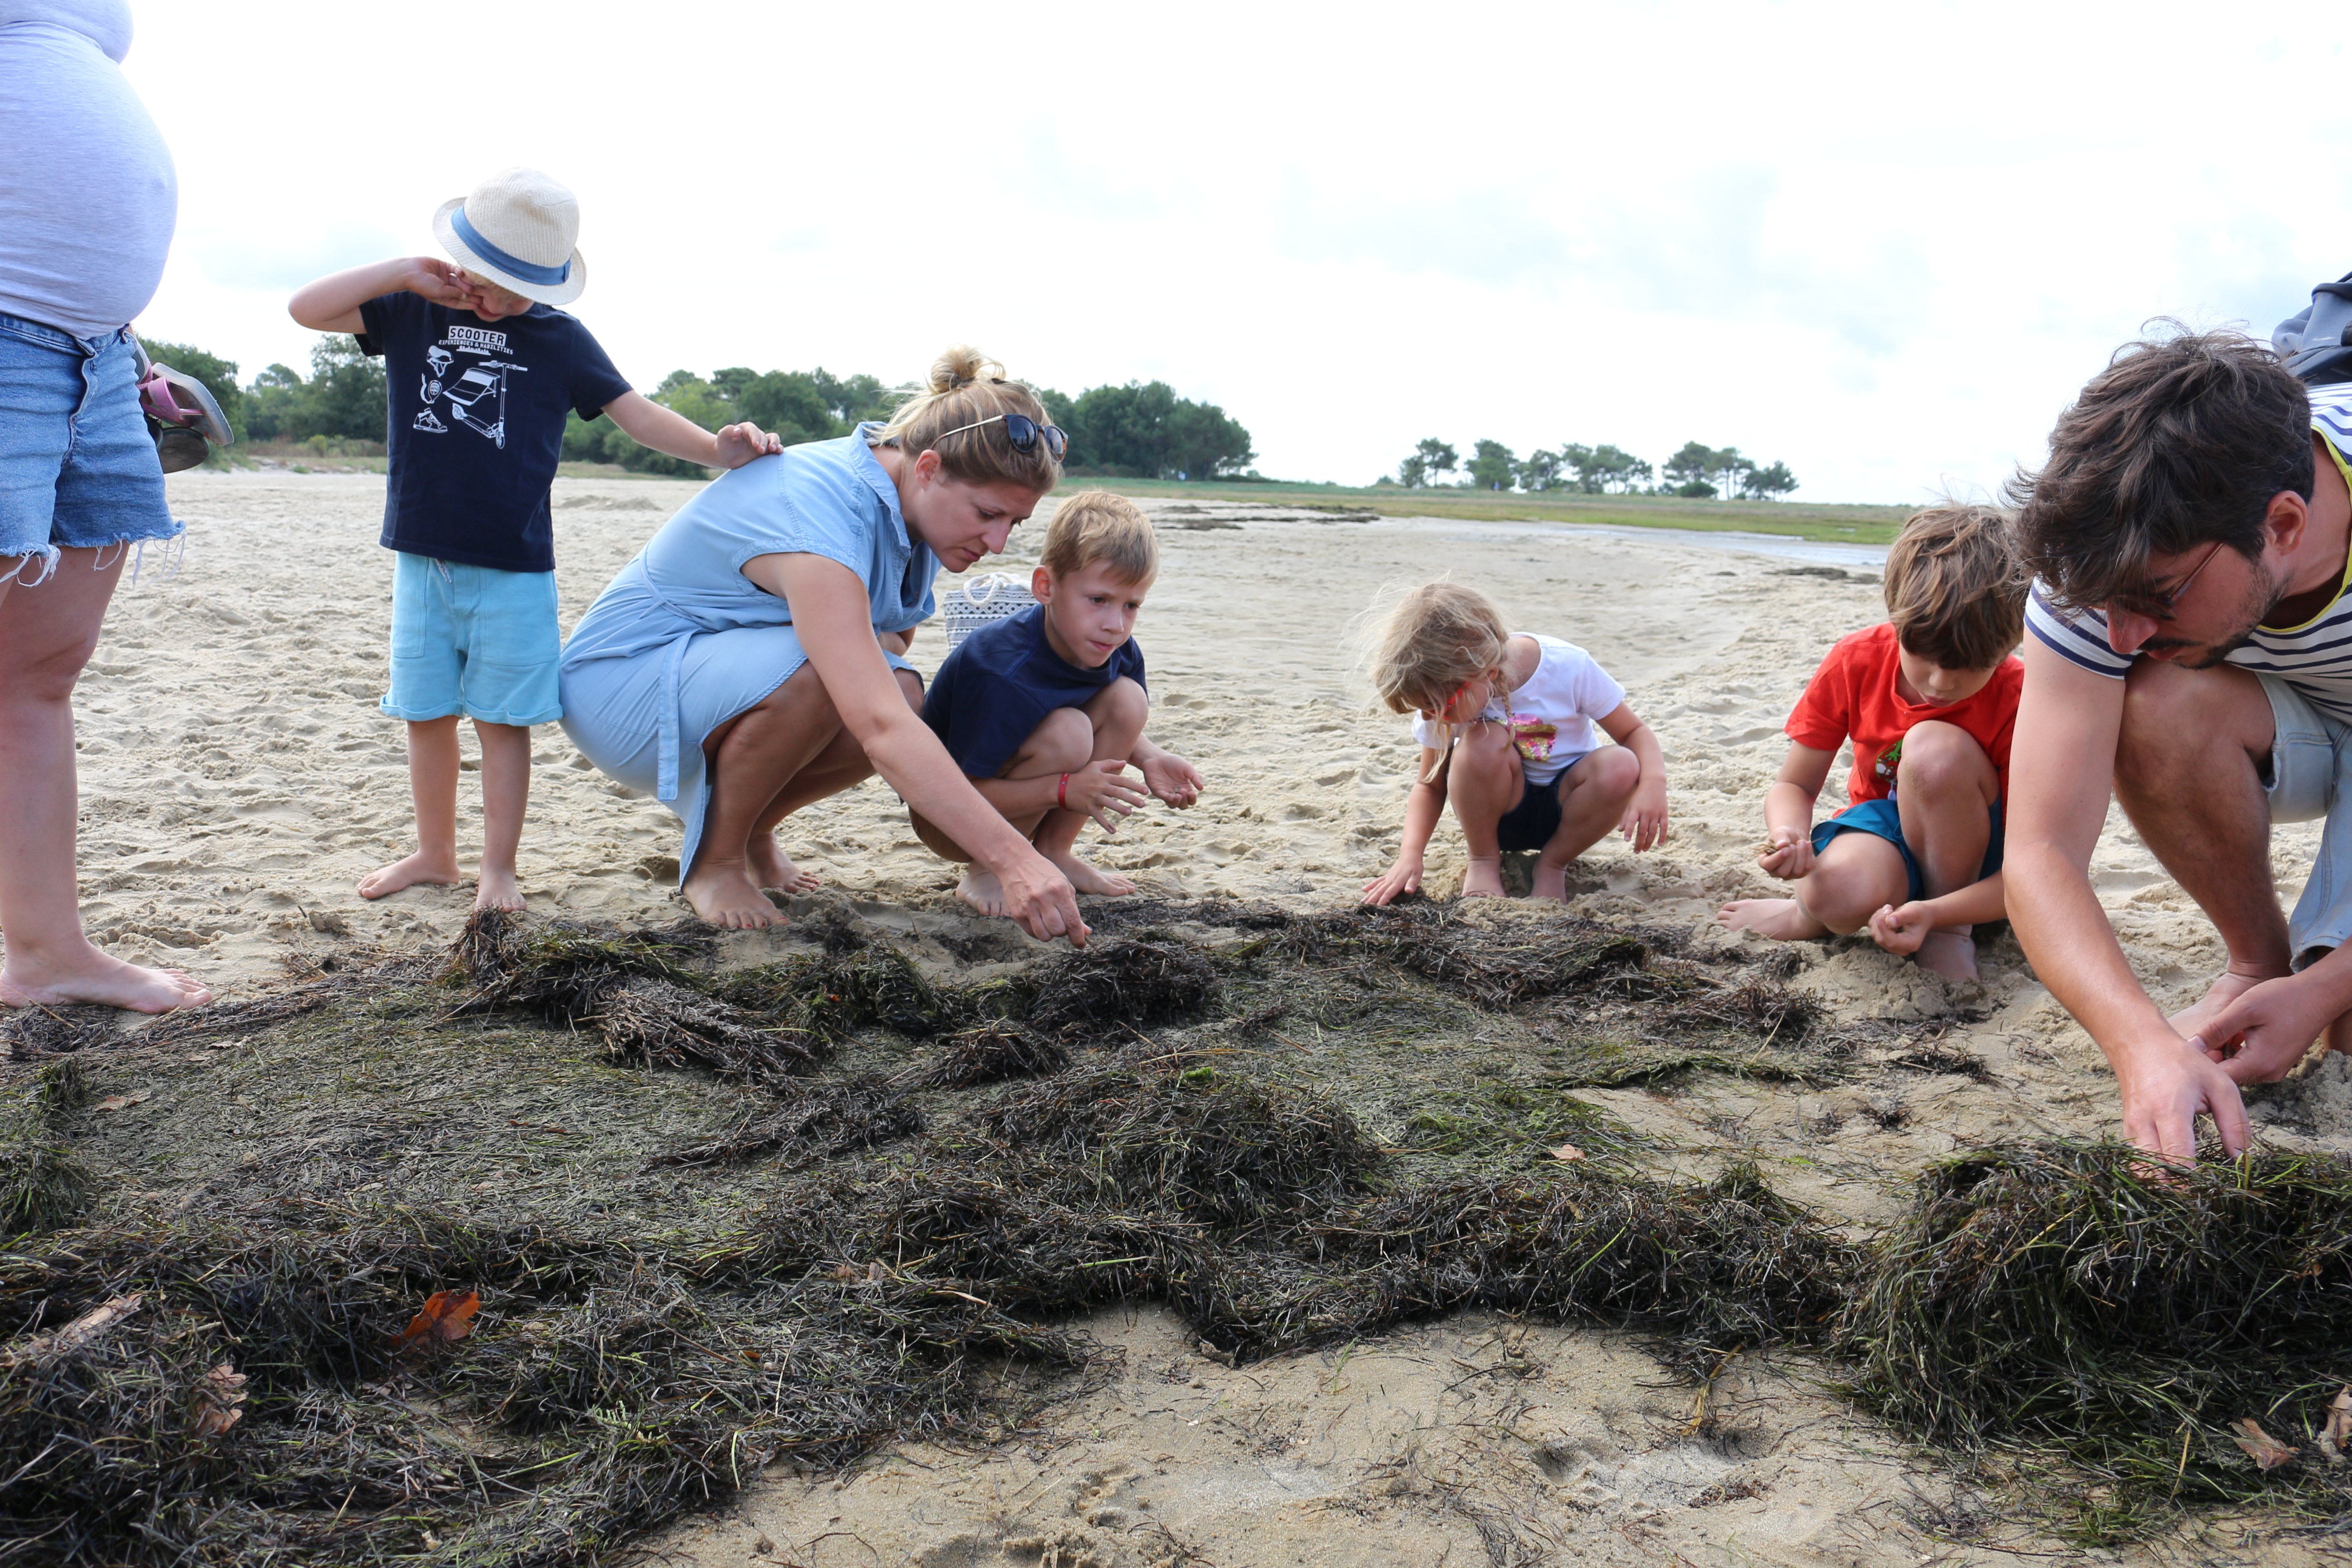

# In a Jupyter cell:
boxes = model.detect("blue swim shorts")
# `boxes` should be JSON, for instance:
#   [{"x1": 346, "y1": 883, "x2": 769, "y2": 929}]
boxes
[
  {"x1": 1811, "y1": 795, "x2": 2004, "y2": 906},
  {"x1": 0, "y1": 312, "x2": 180, "y2": 579},
  {"x1": 382, "y1": 551, "x2": 561, "y2": 726},
  {"x1": 1494, "y1": 751, "x2": 1599, "y2": 853}
]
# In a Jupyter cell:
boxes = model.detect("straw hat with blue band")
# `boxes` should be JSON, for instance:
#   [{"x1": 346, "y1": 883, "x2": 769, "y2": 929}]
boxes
[{"x1": 431, "y1": 167, "x2": 589, "y2": 307}]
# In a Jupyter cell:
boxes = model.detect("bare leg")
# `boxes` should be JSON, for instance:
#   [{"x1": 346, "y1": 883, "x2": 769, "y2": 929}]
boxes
[
  {"x1": 686, "y1": 664, "x2": 856, "y2": 928},
  {"x1": 1445, "y1": 725, "x2": 1521, "y2": 898},
  {"x1": 743, "y1": 668, "x2": 925, "y2": 893},
  {"x1": 1892, "y1": 720, "x2": 1998, "y2": 981},
  {"x1": 1718, "y1": 831, "x2": 1908, "y2": 940},
  {"x1": 473, "y1": 720, "x2": 531, "y2": 913},
  {"x1": 1529, "y1": 747, "x2": 1641, "y2": 902},
  {"x1": 1032, "y1": 678, "x2": 1146, "y2": 897},
  {"x1": 2112, "y1": 659, "x2": 2286, "y2": 1037},
  {"x1": 911, "y1": 702, "x2": 1096, "y2": 916},
  {"x1": 0, "y1": 546, "x2": 210, "y2": 1012},
  {"x1": 359, "y1": 717, "x2": 463, "y2": 899}
]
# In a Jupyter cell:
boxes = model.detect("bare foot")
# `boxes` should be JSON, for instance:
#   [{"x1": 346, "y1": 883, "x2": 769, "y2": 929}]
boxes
[
  {"x1": 1715, "y1": 898, "x2": 1829, "y2": 941},
  {"x1": 956, "y1": 868, "x2": 1009, "y2": 917},
  {"x1": 1046, "y1": 850, "x2": 1136, "y2": 898},
  {"x1": 1, "y1": 948, "x2": 211, "y2": 1014},
  {"x1": 1530, "y1": 861, "x2": 1573, "y2": 902},
  {"x1": 358, "y1": 849, "x2": 461, "y2": 901},
  {"x1": 747, "y1": 833, "x2": 821, "y2": 894},
  {"x1": 1915, "y1": 929, "x2": 1979, "y2": 982},
  {"x1": 1461, "y1": 858, "x2": 1506, "y2": 899},
  {"x1": 474, "y1": 867, "x2": 526, "y2": 915},
  {"x1": 2171, "y1": 970, "x2": 2271, "y2": 1044},
  {"x1": 681, "y1": 862, "x2": 785, "y2": 929}
]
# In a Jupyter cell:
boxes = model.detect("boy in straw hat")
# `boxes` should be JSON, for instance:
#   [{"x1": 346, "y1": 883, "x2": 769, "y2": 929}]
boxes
[{"x1": 289, "y1": 167, "x2": 782, "y2": 914}]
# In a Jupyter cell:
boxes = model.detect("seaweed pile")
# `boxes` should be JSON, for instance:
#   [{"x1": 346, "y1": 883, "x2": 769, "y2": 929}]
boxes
[
  {"x1": 1842, "y1": 1143, "x2": 2352, "y2": 1536},
  {"x1": 0, "y1": 900, "x2": 1869, "y2": 1563}
]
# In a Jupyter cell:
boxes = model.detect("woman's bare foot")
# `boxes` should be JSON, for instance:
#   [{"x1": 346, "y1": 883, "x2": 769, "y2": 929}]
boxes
[
  {"x1": 1, "y1": 947, "x2": 211, "y2": 1014},
  {"x1": 358, "y1": 849, "x2": 461, "y2": 901},
  {"x1": 1460, "y1": 857, "x2": 1506, "y2": 899},
  {"x1": 747, "y1": 833, "x2": 821, "y2": 894},
  {"x1": 2171, "y1": 970, "x2": 2270, "y2": 1045},
  {"x1": 681, "y1": 862, "x2": 785, "y2": 929},
  {"x1": 1915, "y1": 928, "x2": 1979, "y2": 982},
  {"x1": 956, "y1": 868, "x2": 1008, "y2": 916},
  {"x1": 1715, "y1": 898, "x2": 1828, "y2": 940},
  {"x1": 1530, "y1": 861, "x2": 1573, "y2": 902},
  {"x1": 1045, "y1": 850, "x2": 1135, "y2": 898},
  {"x1": 474, "y1": 867, "x2": 526, "y2": 914}
]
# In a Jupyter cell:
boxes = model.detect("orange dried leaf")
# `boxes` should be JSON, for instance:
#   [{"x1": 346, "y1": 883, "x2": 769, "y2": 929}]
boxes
[
  {"x1": 397, "y1": 1289, "x2": 480, "y2": 1351},
  {"x1": 190, "y1": 1363, "x2": 247, "y2": 1437},
  {"x1": 1548, "y1": 1144, "x2": 1585, "y2": 1163},
  {"x1": 2232, "y1": 1417, "x2": 2297, "y2": 1470}
]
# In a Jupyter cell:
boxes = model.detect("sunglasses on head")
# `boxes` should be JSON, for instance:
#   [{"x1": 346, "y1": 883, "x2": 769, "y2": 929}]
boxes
[{"x1": 934, "y1": 412, "x2": 1068, "y2": 462}]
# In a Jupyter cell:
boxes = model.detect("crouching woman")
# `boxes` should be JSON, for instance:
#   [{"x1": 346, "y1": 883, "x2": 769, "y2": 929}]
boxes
[{"x1": 556, "y1": 346, "x2": 1088, "y2": 944}]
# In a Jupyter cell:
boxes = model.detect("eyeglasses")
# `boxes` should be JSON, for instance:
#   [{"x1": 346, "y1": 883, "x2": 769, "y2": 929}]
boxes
[
  {"x1": 2112, "y1": 541, "x2": 2224, "y2": 620},
  {"x1": 934, "y1": 412, "x2": 1068, "y2": 462}
]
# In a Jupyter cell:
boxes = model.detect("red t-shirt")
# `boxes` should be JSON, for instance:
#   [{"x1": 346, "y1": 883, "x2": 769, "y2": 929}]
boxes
[{"x1": 1786, "y1": 622, "x2": 2024, "y2": 807}]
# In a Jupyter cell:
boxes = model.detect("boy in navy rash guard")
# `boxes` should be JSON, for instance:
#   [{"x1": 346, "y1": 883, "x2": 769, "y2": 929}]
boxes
[
  {"x1": 289, "y1": 167, "x2": 782, "y2": 914},
  {"x1": 915, "y1": 490, "x2": 1204, "y2": 916}
]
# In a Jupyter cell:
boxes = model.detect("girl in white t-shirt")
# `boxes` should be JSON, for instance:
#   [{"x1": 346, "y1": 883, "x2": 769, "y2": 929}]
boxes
[{"x1": 1362, "y1": 582, "x2": 1669, "y2": 904}]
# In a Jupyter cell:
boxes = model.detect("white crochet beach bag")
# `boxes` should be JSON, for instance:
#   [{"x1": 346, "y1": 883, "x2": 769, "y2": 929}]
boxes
[{"x1": 937, "y1": 571, "x2": 1035, "y2": 651}]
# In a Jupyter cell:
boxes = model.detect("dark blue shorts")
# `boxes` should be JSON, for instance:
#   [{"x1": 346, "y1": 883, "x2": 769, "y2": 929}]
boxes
[
  {"x1": 1494, "y1": 752, "x2": 1598, "y2": 853},
  {"x1": 1811, "y1": 795, "x2": 2004, "y2": 904}
]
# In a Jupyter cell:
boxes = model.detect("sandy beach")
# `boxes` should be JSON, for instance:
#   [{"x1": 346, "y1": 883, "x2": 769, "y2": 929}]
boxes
[{"x1": 31, "y1": 467, "x2": 2352, "y2": 1566}]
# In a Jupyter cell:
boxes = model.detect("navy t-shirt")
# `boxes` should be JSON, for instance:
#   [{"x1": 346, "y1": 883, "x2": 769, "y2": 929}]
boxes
[
  {"x1": 356, "y1": 292, "x2": 633, "y2": 573},
  {"x1": 923, "y1": 603, "x2": 1148, "y2": 778}
]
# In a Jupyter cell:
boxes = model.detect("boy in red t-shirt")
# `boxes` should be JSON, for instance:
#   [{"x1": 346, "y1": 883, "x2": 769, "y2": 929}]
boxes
[{"x1": 1717, "y1": 505, "x2": 2026, "y2": 980}]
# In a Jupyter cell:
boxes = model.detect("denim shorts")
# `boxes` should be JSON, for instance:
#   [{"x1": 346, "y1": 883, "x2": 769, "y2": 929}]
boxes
[
  {"x1": 2256, "y1": 674, "x2": 2352, "y2": 967},
  {"x1": 383, "y1": 551, "x2": 562, "y2": 726},
  {"x1": 0, "y1": 312, "x2": 179, "y2": 579},
  {"x1": 1813, "y1": 795, "x2": 2005, "y2": 905}
]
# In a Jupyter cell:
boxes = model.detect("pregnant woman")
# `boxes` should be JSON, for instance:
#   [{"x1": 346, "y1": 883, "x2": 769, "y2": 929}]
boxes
[
  {"x1": 559, "y1": 346, "x2": 1089, "y2": 944},
  {"x1": 0, "y1": 1, "x2": 208, "y2": 1011}
]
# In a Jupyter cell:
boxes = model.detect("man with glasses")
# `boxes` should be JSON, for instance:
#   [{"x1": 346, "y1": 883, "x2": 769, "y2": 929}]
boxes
[{"x1": 2008, "y1": 329, "x2": 2352, "y2": 1161}]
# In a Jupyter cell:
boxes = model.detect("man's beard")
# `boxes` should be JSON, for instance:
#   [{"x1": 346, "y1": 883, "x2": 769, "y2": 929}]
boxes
[{"x1": 2178, "y1": 558, "x2": 2286, "y2": 669}]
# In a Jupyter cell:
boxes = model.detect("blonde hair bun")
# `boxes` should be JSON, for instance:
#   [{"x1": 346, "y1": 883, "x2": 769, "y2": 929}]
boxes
[{"x1": 929, "y1": 345, "x2": 1007, "y2": 396}]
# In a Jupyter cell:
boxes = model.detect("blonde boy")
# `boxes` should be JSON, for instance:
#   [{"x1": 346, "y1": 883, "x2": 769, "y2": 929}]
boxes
[
  {"x1": 913, "y1": 491, "x2": 1203, "y2": 914},
  {"x1": 288, "y1": 167, "x2": 780, "y2": 913},
  {"x1": 1716, "y1": 505, "x2": 2027, "y2": 980}
]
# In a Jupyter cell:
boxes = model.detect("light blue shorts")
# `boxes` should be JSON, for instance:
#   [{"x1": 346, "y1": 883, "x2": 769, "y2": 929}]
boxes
[
  {"x1": 2258, "y1": 673, "x2": 2352, "y2": 967},
  {"x1": 0, "y1": 312, "x2": 181, "y2": 579},
  {"x1": 382, "y1": 552, "x2": 561, "y2": 726}
]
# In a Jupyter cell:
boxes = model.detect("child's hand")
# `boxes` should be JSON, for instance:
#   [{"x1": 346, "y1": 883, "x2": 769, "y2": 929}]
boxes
[
  {"x1": 1060, "y1": 760, "x2": 1149, "y2": 833},
  {"x1": 1866, "y1": 901, "x2": 1932, "y2": 955},
  {"x1": 405, "y1": 258, "x2": 480, "y2": 309},
  {"x1": 1619, "y1": 781, "x2": 1670, "y2": 853},
  {"x1": 1140, "y1": 750, "x2": 1203, "y2": 808},
  {"x1": 1362, "y1": 858, "x2": 1423, "y2": 906},
  {"x1": 713, "y1": 422, "x2": 785, "y2": 469},
  {"x1": 1757, "y1": 827, "x2": 1813, "y2": 880}
]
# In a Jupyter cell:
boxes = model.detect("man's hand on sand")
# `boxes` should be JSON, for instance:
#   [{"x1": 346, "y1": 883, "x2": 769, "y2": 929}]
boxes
[
  {"x1": 2194, "y1": 971, "x2": 2341, "y2": 1085},
  {"x1": 2119, "y1": 1033, "x2": 2250, "y2": 1161}
]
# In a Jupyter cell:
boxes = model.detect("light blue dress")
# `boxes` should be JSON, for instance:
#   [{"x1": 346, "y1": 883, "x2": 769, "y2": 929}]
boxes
[{"x1": 557, "y1": 427, "x2": 932, "y2": 882}]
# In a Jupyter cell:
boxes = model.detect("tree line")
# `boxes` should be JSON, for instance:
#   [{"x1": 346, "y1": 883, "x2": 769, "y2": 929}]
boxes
[
  {"x1": 1390, "y1": 436, "x2": 1797, "y2": 500},
  {"x1": 138, "y1": 337, "x2": 1257, "y2": 481}
]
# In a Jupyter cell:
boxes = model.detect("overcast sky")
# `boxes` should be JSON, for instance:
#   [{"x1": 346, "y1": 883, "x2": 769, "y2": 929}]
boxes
[{"x1": 122, "y1": 0, "x2": 2345, "y2": 504}]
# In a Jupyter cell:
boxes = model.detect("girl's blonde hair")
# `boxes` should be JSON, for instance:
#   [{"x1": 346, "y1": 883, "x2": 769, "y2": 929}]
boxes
[
  {"x1": 1366, "y1": 580, "x2": 1511, "y2": 715},
  {"x1": 874, "y1": 345, "x2": 1063, "y2": 493}
]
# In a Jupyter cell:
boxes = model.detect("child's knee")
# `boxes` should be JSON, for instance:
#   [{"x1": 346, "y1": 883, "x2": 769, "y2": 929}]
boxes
[
  {"x1": 1022, "y1": 706, "x2": 1096, "y2": 773},
  {"x1": 1800, "y1": 842, "x2": 1902, "y2": 928},
  {"x1": 1581, "y1": 746, "x2": 1641, "y2": 800},
  {"x1": 1104, "y1": 676, "x2": 1148, "y2": 726},
  {"x1": 1455, "y1": 725, "x2": 1519, "y2": 786},
  {"x1": 1896, "y1": 720, "x2": 1991, "y2": 798}
]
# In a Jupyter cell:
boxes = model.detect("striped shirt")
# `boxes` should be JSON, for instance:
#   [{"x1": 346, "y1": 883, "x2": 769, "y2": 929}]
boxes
[{"x1": 2024, "y1": 383, "x2": 2352, "y2": 721}]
